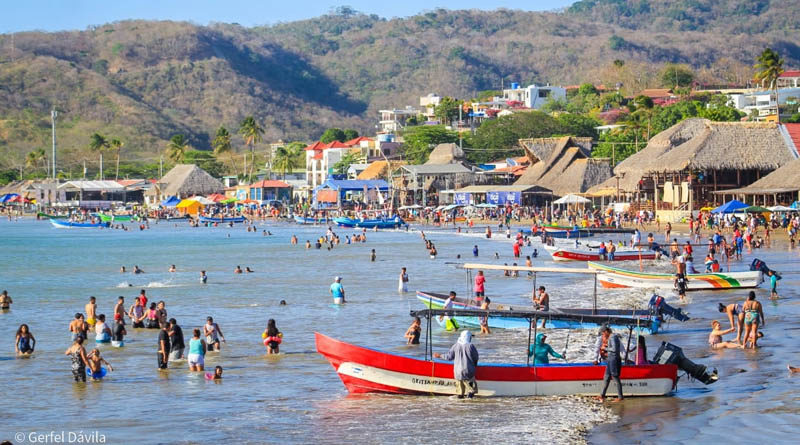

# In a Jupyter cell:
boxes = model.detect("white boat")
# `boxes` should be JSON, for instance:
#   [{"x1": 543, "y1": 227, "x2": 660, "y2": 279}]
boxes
[{"x1": 587, "y1": 262, "x2": 763, "y2": 290}]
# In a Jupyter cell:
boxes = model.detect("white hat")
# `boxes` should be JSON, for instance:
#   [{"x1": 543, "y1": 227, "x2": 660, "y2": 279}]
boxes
[{"x1": 334, "y1": 276, "x2": 341, "y2": 281}]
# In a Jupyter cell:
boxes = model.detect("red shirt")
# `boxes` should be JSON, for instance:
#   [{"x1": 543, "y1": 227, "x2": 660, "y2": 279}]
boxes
[{"x1": 474, "y1": 275, "x2": 485, "y2": 292}]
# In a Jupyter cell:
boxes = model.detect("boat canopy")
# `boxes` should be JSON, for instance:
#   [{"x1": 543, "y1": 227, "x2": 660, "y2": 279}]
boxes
[
  {"x1": 458, "y1": 263, "x2": 597, "y2": 274},
  {"x1": 410, "y1": 308, "x2": 655, "y2": 331}
]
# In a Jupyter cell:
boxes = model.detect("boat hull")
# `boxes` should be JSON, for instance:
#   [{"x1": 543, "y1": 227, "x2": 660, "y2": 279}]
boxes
[
  {"x1": 98, "y1": 213, "x2": 138, "y2": 222},
  {"x1": 37, "y1": 212, "x2": 67, "y2": 219},
  {"x1": 416, "y1": 292, "x2": 659, "y2": 334},
  {"x1": 50, "y1": 219, "x2": 107, "y2": 228},
  {"x1": 198, "y1": 216, "x2": 247, "y2": 224},
  {"x1": 542, "y1": 227, "x2": 593, "y2": 238},
  {"x1": 588, "y1": 262, "x2": 762, "y2": 290},
  {"x1": 316, "y1": 332, "x2": 676, "y2": 397},
  {"x1": 334, "y1": 217, "x2": 404, "y2": 229},
  {"x1": 547, "y1": 246, "x2": 658, "y2": 262}
]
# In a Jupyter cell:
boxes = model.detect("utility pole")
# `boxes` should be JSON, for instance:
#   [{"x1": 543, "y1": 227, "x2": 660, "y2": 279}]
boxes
[
  {"x1": 51, "y1": 109, "x2": 57, "y2": 180},
  {"x1": 159, "y1": 156, "x2": 164, "y2": 178},
  {"x1": 83, "y1": 160, "x2": 86, "y2": 180}
]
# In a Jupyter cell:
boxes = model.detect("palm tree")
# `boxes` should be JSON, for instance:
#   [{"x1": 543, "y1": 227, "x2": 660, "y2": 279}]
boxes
[
  {"x1": 211, "y1": 126, "x2": 234, "y2": 174},
  {"x1": 166, "y1": 134, "x2": 190, "y2": 163},
  {"x1": 238, "y1": 116, "x2": 264, "y2": 179},
  {"x1": 26, "y1": 148, "x2": 47, "y2": 177},
  {"x1": 754, "y1": 47, "x2": 785, "y2": 121},
  {"x1": 88, "y1": 133, "x2": 110, "y2": 179},
  {"x1": 110, "y1": 138, "x2": 124, "y2": 180},
  {"x1": 272, "y1": 144, "x2": 302, "y2": 180}
]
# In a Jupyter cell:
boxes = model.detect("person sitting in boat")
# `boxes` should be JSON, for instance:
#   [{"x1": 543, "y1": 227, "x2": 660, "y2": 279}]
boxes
[
  {"x1": 433, "y1": 330, "x2": 479, "y2": 399},
  {"x1": 528, "y1": 333, "x2": 565, "y2": 365}
]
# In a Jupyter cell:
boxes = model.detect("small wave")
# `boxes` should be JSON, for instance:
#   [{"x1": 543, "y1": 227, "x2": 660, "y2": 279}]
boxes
[
  {"x1": 145, "y1": 281, "x2": 177, "y2": 288},
  {"x1": 116, "y1": 282, "x2": 133, "y2": 288}
]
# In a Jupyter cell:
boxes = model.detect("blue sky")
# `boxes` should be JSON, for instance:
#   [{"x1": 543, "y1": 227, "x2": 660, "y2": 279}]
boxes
[{"x1": 1, "y1": 1, "x2": 577, "y2": 33}]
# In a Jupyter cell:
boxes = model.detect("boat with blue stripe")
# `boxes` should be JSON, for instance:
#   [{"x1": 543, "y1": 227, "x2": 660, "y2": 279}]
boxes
[
  {"x1": 50, "y1": 219, "x2": 109, "y2": 229},
  {"x1": 293, "y1": 215, "x2": 330, "y2": 224},
  {"x1": 198, "y1": 216, "x2": 247, "y2": 224},
  {"x1": 415, "y1": 291, "x2": 685, "y2": 335},
  {"x1": 333, "y1": 216, "x2": 404, "y2": 229}
]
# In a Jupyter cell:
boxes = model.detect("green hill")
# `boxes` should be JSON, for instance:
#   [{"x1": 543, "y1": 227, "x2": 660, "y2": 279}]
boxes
[{"x1": 1, "y1": 1, "x2": 798, "y2": 177}]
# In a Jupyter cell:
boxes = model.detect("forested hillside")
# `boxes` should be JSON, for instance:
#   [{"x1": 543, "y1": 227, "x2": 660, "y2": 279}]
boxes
[{"x1": 0, "y1": 1, "x2": 798, "y2": 178}]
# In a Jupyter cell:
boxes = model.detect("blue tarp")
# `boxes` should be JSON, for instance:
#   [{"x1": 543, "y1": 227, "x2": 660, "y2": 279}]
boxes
[
  {"x1": 791, "y1": 201, "x2": 800, "y2": 209},
  {"x1": 487, "y1": 191, "x2": 522, "y2": 205},
  {"x1": 711, "y1": 199, "x2": 749, "y2": 214},
  {"x1": 161, "y1": 196, "x2": 180, "y2": 207}
]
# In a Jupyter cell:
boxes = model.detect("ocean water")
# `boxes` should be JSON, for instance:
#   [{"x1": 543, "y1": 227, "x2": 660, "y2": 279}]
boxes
[{"x1": 0, "y1": 219, "x2": 796, "y2": 444}]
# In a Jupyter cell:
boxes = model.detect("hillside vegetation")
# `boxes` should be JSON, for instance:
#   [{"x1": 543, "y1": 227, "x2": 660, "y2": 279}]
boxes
[{"x1": 0, "y1": 1, "x2": 798, "y2": 178}]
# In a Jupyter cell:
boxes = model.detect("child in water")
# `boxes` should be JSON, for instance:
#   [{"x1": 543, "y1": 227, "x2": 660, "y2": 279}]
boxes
[
  {"x1": 262, "y1": 319, "x2": 283, "y2": 354},
  {"x1": 405, "y1": 317, "x2": 421, "y2": 345},
  {"x1": 206, "y1": 366, "x2": 223, "y2": 380}
]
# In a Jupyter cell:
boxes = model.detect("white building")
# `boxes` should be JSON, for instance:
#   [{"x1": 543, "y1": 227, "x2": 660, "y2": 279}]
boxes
[
  {"x1": 304, "y1": 141, "x2": 362, "y2": 188},
  {"x1": 419, "y1": 93, "x2": 441, "y2": 121},
  {"x1": 378, "y1": 106, "x2": 420, "y2": 133},
  {"x1": 726, "y1": 87, "x2": 800, "y2": 118},
  {"x1": 496, "y1": 83, "x2": 566, "y2": 110}
]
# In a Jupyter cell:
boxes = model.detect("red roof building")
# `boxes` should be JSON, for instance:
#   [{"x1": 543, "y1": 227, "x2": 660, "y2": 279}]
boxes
[
  {"x1": 344, "y1": 136, "x2": 373, "y2": 146},
  {"x1": 778, "y1": 70, "x2": 800, "y2": 88}
]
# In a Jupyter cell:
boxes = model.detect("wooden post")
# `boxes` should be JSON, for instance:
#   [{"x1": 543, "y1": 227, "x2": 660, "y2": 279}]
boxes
[{"x1": 593, "y1": 273, "x2": 597, "y2": 315}]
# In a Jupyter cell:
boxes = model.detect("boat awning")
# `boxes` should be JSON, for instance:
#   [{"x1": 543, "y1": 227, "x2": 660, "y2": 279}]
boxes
[
  {"x1": 459, "y1": 263, "x2": 597, "y2": 274},
  {"x1": 410, "y1": 308, "x2": 654, "y2": 329}
]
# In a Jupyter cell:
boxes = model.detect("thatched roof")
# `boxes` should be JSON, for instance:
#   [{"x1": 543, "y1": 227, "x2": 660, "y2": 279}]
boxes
[
  {"x1": 357, "y1": 160, "x2": 407, "y2": 180},
  {"x1": 616, "y1": 118, "x2": 794, "y2": 175},
  {"x1": 514, "y1": 137, "x2": 612, "y2": 196},
  {"x1": 425, "y1": 143, "x2": 465, "y2": 164},
  {"x1": 719, "y1": 157, "x2": 800, "y2": 195},
  {"x1": 151, "y1": 164, "x2": 224, "y2": 198}
]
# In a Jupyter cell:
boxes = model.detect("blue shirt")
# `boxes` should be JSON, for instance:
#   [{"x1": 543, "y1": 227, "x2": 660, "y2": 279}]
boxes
[{"x1": 330, "y1": 282, "x2": 344, "y2": 298}]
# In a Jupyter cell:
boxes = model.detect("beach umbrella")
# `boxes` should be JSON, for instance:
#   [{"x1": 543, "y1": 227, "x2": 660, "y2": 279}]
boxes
[
  {"x1": 710, "y1": 199, "x2": 748, "y2": 214},
  {"x1": 744, "y1": 205, "x2": 771, "y2": 213},
  {"x1": 768, "y1": 205, "x2": 793, "y2": 212},
  {"x1": 161, "y1": 196, "x2": 180, "y2": 207},
  {"x1": 206, "y1": 193, "x2": 226, "y2": 203},
  {"x1": 476, "y1": 203, "x2": 498, "y2": 208},
  {"x1": 220, "y1": 198, "x2": 237, "y2": 204},
  {"x1": 553, "y1": 194, "x2": 590, "y2": 205},
  {"x1": 791, "y1": 201, "x2": 800, "y2": 209},
  {"x1": 190, "y1": 196, "x2": 215, "y2": 205},
  {"x1": 699, "y1": 206, "x2": 714, "y2": 211},
  {"x1": 0, "y1": 193, "x2": 19, "y2": 203}
]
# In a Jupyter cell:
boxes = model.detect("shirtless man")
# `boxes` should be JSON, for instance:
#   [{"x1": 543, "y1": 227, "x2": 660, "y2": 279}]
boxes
[
  {"x1": 533, "y1": 286, "x2": 550, "y2": 328},
  {"x1": 114, "y1": 296, "x2": 127, "y2": 323},
  {"x1": 0, "y1": 290, "x2": 12, "y2": 310},
  {"x1": 69, "y1": 313, "x2": 89, "y2": 342},
  {"x1": 85, "y1": 296, "x2": 97, "y2": 328}
]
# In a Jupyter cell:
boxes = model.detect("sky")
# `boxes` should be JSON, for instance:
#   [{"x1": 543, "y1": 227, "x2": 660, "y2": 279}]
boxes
[{"x1": 1, "y1": 0, "x2": 577, "y2": 33}]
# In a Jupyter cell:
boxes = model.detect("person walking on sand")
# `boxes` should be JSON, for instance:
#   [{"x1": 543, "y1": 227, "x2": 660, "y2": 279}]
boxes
[
  {"x1": 434, "y1": 330, "x2": 479, "y2": 398},
  {"x1": 595, "y1": 327, "x2": 623, "y2": 402},
  {"x1": 398, "y1": 267, "x2": 409, "y2": 293},
  {"x1": 330, "y1": 276, "x2": 346, "y2": 304}
]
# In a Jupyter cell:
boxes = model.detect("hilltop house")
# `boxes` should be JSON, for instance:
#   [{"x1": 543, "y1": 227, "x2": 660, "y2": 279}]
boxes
[{"x1": 495, "y1": 84, "x2": 566, "y2": 110}]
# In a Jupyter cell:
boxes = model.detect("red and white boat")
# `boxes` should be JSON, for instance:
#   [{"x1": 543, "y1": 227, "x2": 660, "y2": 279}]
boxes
[
  {"x1": 545, "y1": 245, "x2": 659, "y2": 262},
  {"x1": 315, "y1": 332, "x2": 677, "y2": 397}
]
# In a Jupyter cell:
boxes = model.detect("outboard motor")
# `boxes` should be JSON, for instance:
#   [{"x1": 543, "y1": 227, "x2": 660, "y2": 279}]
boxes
[
  {"x1": 750, "y1": 258, "x2": 781, "y2": 280},
  {"x1": 648, "y1": 294, "x2": 689, "y2": 322},
  {"x1": 652, "y1": 342, "x2": 718, "y2": 385}
]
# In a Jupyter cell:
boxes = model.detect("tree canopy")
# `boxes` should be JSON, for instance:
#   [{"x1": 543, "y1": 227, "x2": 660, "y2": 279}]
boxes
[
  {"x1": 321, "y1": 128, "x2": 347, "y2": 143},
  {"x1": 401, "y1": 125, "x2": 459, "y2": 164}
]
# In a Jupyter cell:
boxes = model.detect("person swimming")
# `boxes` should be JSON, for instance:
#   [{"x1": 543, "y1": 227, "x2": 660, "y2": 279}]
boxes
[
  {"x1": 133, "y1": 265, "x2": 143, "y2": 274},
  {"x1": 245, "y1": 267, "x2": 254, "y2": 273},
  {"x1": 168, "y1": 265, "x2": 176, "y2": 273},
  {"x1": 205, "y1": 365, "x2": 223, "y2": 380},
  {"x1": 234, "y1": 265, "x2": 243, "y2": 274}
]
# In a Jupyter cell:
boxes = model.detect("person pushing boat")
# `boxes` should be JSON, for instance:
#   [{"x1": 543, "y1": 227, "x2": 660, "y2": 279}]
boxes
[{"x1": 433, "y1": 330, "x2": 479, "y2": 399}]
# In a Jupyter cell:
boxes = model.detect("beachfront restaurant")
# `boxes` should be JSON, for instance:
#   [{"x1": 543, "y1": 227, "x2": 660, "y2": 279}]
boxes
[
  {"x1": 246, "y1": 180, "x2": 292, "y2": 204},
  {"x1": 588, "y1": 119, "x2": 798, "y2": 220},
  {"x1": 452, "y1": 184, "x2": 553, "y2": 206},
  {"x1": 312, "y1": 179, "x2": 390, "y2": 209},
  {"x1": 712, "y1": 157, "x2": 800, "y2": 206},
  {"x1": 57, "y1": 180, "x2": 126, "y2": 208}
]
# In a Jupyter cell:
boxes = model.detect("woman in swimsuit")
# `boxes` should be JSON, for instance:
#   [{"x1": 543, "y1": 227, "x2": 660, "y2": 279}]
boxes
[
  {"x1": 742, "y1": 291, "x2": 765, "y2": 349},
  {"x1": 405, "y1": 317, "x2": 421, "y2": 345},
  {"x1": 15, "y1": 324, "x2": 36, "y2": 355},
  {"x1": 718, "y1": 302, "x2": 745, "y2": 344},
  {"x1": 69, "y1": 313, "x2": 89, "y2": 342},
  {"x1": 145, "y1": 303, "x2": 160, "y2": 329},
  {"x1": 262, "y1": 319, "x2": 282, "y2": 354},
  {"x1": 708, "y1": 320, "x2": 741, "y2": 349},
  {"x1": 65, "y1": 337, "x2": 89, "y2": 382}
]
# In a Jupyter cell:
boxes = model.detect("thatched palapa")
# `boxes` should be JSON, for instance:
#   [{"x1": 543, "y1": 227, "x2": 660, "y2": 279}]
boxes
[
  {"x1": 148, "y1": 164, "x2": 224, "y2": 200},
  {"x1": 514, "y1": 136, "x2": 612, "y2": 197},
  {"x1": 718, "y1": 158, "x2": 800, "y2": 195}
]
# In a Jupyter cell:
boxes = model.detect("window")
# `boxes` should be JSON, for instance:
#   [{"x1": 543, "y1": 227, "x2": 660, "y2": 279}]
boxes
[{"x1": 538, "y1": 90, "x2": 550, "y2": 98}]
